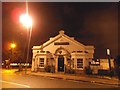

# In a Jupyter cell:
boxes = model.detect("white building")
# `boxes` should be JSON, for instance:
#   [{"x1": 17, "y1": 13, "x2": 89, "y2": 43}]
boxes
[{"x1": 31, "y1": 30, "x2": 94, "y2": 74}]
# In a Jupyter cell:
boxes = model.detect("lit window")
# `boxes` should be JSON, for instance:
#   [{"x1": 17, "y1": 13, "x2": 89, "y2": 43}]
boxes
[
  {"x1": 37, "y1": 51, "x2": 39, "y2": 53},
  {"x1": 39, "y1": 58, "x2": 44, "y2": 67},
  {"x1": 77, "y1": 58, "x2": 83, "y2": 68}
]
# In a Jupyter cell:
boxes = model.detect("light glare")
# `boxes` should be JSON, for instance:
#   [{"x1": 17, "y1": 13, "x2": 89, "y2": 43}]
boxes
[
  {"x1": 10, "y1": 43, "x2": 16, "y2": 49},
  {"x1": 20, "y1": 14, "x2": 32, "y2": 29},
  {"x1": 107, "y1": 49, "x2": 110, "y2": 55}
]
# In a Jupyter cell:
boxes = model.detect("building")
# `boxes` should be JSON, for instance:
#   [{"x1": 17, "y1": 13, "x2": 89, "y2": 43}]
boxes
[{"x1": 31, "y1": 30, "x2": 94, "y2": 74}]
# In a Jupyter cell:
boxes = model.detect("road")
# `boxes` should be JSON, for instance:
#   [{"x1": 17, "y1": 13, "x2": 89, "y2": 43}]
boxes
[{"x1": 0, "y1": 69, "x2": 119, "y2": 88}]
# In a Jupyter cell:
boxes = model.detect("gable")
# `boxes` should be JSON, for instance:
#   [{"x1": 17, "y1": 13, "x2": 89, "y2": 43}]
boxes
[{"x1": 40, "y1": 30, "x2": 86, "y2": 53}]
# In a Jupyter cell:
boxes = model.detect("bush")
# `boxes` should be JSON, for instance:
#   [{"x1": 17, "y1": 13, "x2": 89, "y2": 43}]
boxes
[
  {"x1": 98, "y1": 69, "x2": 109, "y2": 76},
  {"x1": 70, "y1": 69, "x2": 75, "y2": 74},
  {"x1": 65, "y1": 65, "x2": 75, "y2": 74},
  {"x1": 51, "y1": 66, "x2": 55, "y2": 73},
  {"x1": 85, "y1": 67, "x2": 92, "y2": 75},
  {"x1": 66, "y1": 69, "x2": 75, "y2": 74},
  {"x1": 45, "y1": 65, "x2": 51, "y2": 72},
  {"x1": 110, "y1": 68, "x2": 115, "y2": 77},
  {"x1": 45, "y1": 65, "x2": 55, "y2": 73},
  {"x1": 98, "y1": 68, "x2": 115, "y2": 77}
]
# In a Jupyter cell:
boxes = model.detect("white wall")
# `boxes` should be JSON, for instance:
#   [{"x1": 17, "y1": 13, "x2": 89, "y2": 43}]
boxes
[{"x1": 43, "y1": 36, "x2": 85, "y2": 54}]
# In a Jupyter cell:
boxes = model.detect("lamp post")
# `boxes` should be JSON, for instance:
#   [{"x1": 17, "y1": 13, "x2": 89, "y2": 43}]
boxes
[
  {"x1": 107, "y1": 48, "x2": 112, "y2": 77},
  {"x1": 10, "y1": 43, "x2": 16, "y2": 69},
  {"x1": 19, "y1": 13, "x2": 32, "y2": 74}
]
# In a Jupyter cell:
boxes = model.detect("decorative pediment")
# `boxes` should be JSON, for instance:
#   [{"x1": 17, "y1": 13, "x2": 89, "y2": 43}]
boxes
[
  {"x1": 40, "y1": 30, "x2": 85, "y2": 49},
  {"x1": 32, "y1": 30, "x2": 94, "y2": 57}
]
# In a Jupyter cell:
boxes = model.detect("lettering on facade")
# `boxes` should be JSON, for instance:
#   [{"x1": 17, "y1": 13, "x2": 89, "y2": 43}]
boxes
[{"x1": 54, "y1": 42, "x2": 69, "y2": 45}]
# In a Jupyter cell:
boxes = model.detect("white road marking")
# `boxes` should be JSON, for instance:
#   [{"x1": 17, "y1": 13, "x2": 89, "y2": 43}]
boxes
[{"x1": 0, "y1": 80, "x2": 30, "y2": 88}]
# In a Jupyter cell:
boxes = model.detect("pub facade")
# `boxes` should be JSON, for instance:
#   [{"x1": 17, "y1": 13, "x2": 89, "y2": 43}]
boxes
[{"x1": 31, "y1": 30, "x2": 94, "y2": 74}]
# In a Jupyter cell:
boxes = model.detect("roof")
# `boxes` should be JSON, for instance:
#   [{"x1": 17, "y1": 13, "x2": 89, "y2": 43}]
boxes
[{"x1": 32, "y1": 30, "x2": 94, "y2": 50}]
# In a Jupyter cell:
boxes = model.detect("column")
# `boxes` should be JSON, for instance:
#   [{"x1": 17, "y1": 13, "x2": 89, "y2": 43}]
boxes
[
  {"x1": 55, "y1": 56, "x2": 58, "y2": 73},
  {"x1": 64, "y1": 56, "x2": 67, "y2": 73},
  {"x1": 31, "y1": 58, "x2": 35, "y2": 71}
]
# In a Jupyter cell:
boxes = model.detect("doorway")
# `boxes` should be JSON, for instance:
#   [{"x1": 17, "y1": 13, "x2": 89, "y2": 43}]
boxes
[{"x1": 58, "y1": 55, "x2": 64, "y2": 72}]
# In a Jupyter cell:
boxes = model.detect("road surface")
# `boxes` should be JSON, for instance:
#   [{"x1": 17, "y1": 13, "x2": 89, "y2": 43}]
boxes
[{"x1": 0, "y1": 69, "x2": 119, "y2": 88}]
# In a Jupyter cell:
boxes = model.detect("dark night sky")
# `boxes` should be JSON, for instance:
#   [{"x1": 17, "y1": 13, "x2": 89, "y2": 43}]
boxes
[{"x1": 2, "y1": 2, "x2": 118, "y2": 62}]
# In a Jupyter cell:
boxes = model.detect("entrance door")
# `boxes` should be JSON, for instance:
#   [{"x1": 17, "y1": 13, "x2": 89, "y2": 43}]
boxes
[{"x1": 58, "y1": 55, "x2": 64, "y2": 72}]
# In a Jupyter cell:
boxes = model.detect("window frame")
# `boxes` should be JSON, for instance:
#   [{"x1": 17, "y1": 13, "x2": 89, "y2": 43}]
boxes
[
  {"x1": 39, "y1": 58, "x2": 44, "y2": 68},
  {"x1": 77, "y1": 58, "x2": 83, "y2": 69}
]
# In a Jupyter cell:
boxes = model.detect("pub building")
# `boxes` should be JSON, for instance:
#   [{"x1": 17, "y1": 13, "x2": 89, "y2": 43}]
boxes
[{"x1": 31, "y1": 30, "x2": 94, "y2": 74}]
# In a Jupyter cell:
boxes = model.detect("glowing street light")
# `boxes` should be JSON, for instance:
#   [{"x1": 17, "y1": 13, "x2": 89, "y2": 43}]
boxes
[
  {"x1": 10, "y1": 43, "x2": 16, "y2": 49},
  {"x1": 19, "y1": 14, "x2": 32, "y2": 29},
  {"x1": 107, "y1": 48, "x2": 110, "y2": 56}
]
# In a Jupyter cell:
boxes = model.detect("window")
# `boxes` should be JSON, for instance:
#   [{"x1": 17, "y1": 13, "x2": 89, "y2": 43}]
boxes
[
  {"x1": 46, "y1": 51, "x2": 50, "y2": 53},
  {"x1": 77, "y1": 51, "x2": 83, "y2": 53},
  {"x1": 40, "y1": 51, "x2": 45, "y2": 53},
  {"x1": 77, "y1": 58, "x2": 83, "y2": 68},
  {"x1": 39, "y1": 58, "x2": 44, "y2": 67},
  {"x1": 84, "y1": 51, "x2": 88, "y2": 53}
]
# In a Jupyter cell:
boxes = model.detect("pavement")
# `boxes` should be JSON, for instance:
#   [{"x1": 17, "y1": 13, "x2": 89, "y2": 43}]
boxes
[{"x1": 14, "y1": 68, "x2": 120, "y2": 87}]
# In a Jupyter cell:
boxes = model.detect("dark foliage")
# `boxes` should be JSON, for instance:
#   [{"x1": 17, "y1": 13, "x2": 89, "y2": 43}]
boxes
[{"x1": 45, "y1": 65, "x2": 55, "y2": 73}]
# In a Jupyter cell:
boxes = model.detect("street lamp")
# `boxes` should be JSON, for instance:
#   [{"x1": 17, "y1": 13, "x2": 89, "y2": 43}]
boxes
[
  {"x1": 10, "y1": 43, "x2": 16, "y2": 69},
  {"x1": 20, "y1": 14, "x2": 32, "y2": 29},
  {"x1": 107, "y1": 48, "x2": 112, "y2": 77},
  {"x1": 19, "y1": 13, "x2": 32, "y2": 74},
  {"x1": 10, "y1": 43, "x2": 16, "y2": 49}
]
